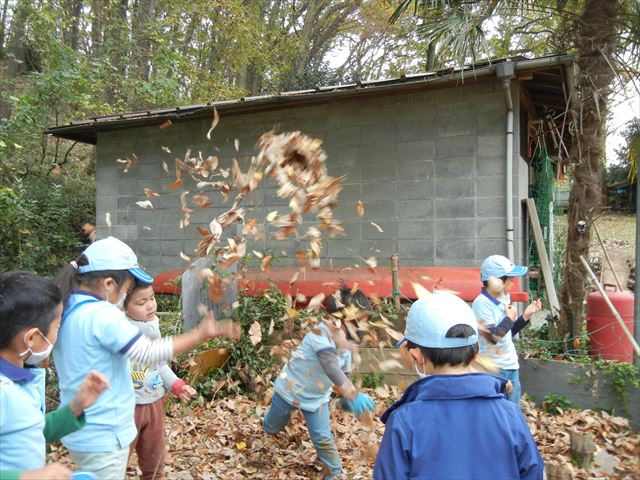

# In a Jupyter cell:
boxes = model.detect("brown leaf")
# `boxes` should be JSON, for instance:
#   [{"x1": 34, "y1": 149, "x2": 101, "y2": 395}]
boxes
[
  {"x1": 159, "y1": 119, "x2": 173, "y2": 129},
  {"x1": 357, "y1": 201, "x2": 365, "y2": 217},
  {"x1": 261, "y1": 255, "x2": 273, "y2": 272},
  {"x1": 144, "y1": 188, "x2": 160, "y2": 199},
  {"x1": 161, "y1": 146, "x2": 171, "y2": 154},
  {"x1": 206, "y1": 108, "x2": 220, "y2": 140},
  {"x1": 249, "y1": 321, "x2": 262, "y2": 346},
  {"x1": 370, "y1": 222, "x2": 384, "y2": 233},
  {"x1": 168, "y1": 178, "x2": 183, "y2": 190}
]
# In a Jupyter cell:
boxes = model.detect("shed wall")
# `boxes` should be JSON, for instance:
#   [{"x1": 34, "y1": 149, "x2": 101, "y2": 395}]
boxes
[{"x1": 95, "y1": 81, "x2": 528, "y2": 276}]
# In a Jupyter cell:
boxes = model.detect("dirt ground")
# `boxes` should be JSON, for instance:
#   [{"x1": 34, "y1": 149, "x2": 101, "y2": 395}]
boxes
[{"x1": 48, "y1": 387, "x2": 639, "y2": 479}]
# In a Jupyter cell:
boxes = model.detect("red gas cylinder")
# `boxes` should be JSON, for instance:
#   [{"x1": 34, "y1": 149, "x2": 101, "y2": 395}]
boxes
[{"x1": 586, "y1": 291, "x2": 635, "y2": 363}]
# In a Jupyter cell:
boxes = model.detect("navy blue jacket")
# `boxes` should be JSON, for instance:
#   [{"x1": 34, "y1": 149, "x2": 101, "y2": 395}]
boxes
[{"x1": 374, "y1": 373, "x2": 543, "y2": 480}]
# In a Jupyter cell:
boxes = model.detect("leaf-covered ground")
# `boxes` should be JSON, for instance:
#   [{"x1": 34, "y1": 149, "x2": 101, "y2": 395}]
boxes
[{"x1": 49, "y1": 387, "x2": 639, "y2": 479}]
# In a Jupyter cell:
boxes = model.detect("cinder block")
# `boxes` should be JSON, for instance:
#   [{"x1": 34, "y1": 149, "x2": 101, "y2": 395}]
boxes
[
  {"x1": 476, "y1": 239, "x2": 508, "y2": 260},
  {"x1": 355, "y1": 99, "x2": 394, "y2": 126},
  {"x1": 396, "y1": 200, "x2": 433, "y2": 219},
  {"x1": 160, "y1": 255, "x2": 182, "y2": 271},
  {"x1": 362, "y1": 201, "x2": 397, "y2": 220},
  {"x1": 476, "y1": 175, "x2": 505, "y2": 197},
  {"x1": 360, "y1": 162, "x2": 396, "y2": 184},
  {"x1": 160, "y1": 240, "x2": 185, "y2": 256},
  {"x1": 396, "y1": 180, "x2": 433, "y2": 200},
  {"x1": 436, "y1": 218, "x2": 475, "y2": 238},
  {"x1": 435, "y1": 178, "x2": 475, "y2": 198},
  {"x1": 396, "y1": 160, "x2": 434, "y2": 182},
  {"x1": 325, "y1": 145, "x2": 359, "y2": 165},
  {"x1": 116, "y1": 208, "x2": 137, "y2": 225},
  {"x1": 361, "y1": 220, "x2": 397, "y2": 240},
  {"x1": 398, "y1": 220, "x2": 434, "y2": 239},
  {"x1": 361, "y1": 239, "x2": 397, "y2": 257},
  {"x1": 476, "y1": 218, "x2": 507, "y2": 239},
  {"x1": 95, "y1": 159, "x2": 118, "y2": 182},
  {"x1": 398, "y1": 239, "x2": 434, "y2": 262},
  {"x1": 475, "y1": 110, "x2": 505, "y2": 135},
  {"x1": 477, "y1": 197, "x2": 506, "y2": 218},
  {"x1": 117, "y1": 195, "x2": 139, "y2": 210},
  {"x1": 435, "y1": 136, "x2": 475, "y2": 158},
  {"x1": 338, "y1": 184, "x2": 363, "y2": 204},
  {"x1": 361, "y1": 123, "x2": 396, "y2": 146},
  {"x1": 396, "y1": 140, "x2": 435, "y2": 162},
  {"x1": 434, "y1": 199, "x2": 475, "y2": 218},
  {"x1": 477, "y1": 135, "x2": 505, "y2": 157},
  {"x1": 360, "y1": 143, "x2": 395, "y2": 164},
  {"x1": 117, "y1": 180, "x2": 143, "y2": 196},
  {"x1": 360, "y1": 181, "x2": 397, "y2": 202},
  {"x1": 435, "y1": 238, "x2": 475, "y2": 260},
  {"x1": 396, "y1": 121, "x2": 436, "y2": 142},
  {"x1": 263, "y1": 187, "x2": 291, "y2": 207},
  {"x1": 97, "y1": 195, "x2": 117, "y2": 213},
  {"x1": 434, "y1": 156, "x2": 475, "y2": 179},
  {"x1": 437, "y1": 114, "x2": 474, "y2": 138},
  {"x1": 327, "y1": 239, "x2": 361, "y2": 258},
  {"x1": 477, "y1": 156, "x2": 505, "y2": 176},
  {"x1": 433, "y1": 258, "x2": 475, "y2": 267},
  {"x1": 137, "y1": 240, "x2": 161, "y2": 257}
]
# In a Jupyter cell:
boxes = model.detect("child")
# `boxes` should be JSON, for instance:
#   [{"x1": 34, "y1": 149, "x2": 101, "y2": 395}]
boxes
[
  {"x1": 472, "y1": 255, "x2": 542, "y2": 407},
  {"x1": 263, "y1": 289, "x2": 376, "y2": 480},
  {"x1": 374, "y1": 292, "x2": 543, "y2": 479},
  {"x1": 53, "y1": 236, "x2": 239, "y2": 479},
  {"x1": 0, "y1": 271, "x2": 109, "y2": 480},
  {"x1": 124, "y1": 279, "x2": 196, "y2": 480}
]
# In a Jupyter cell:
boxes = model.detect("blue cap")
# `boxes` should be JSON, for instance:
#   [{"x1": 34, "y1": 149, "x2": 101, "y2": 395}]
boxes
[
  {"x1": 396, "y1": 292, "x2": 478, "y2": 349},
  {"x1": 71, "y1": 472, "x2": 97, "y2": 480},
  {"x1": 480, "y1": 255, "x2": 528, "y2": 281},
  {"x1": 78, "y1": 237, "x2": 154, "y2": 284}
]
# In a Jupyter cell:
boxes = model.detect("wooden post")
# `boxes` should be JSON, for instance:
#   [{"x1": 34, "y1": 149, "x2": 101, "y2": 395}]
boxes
[
  {"x1": 592, "y1": 221, "x2": 624, "y2": 291},
  {"x1": 570, "y1": 430, "x2": 595, "y2": 468},
  {"x1": 391, "y1": 253, "x2": 401, "y2": 314},
  {"x1": 546, "y1": 462, "x2": 575, "y2": 480}
]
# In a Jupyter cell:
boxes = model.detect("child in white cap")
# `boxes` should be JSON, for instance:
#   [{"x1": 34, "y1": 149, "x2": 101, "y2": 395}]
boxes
[
  {"x1": 472, "y1": 255, "x2": 542, "y2": 407},
  {"x1": 53, "y1": 237, "x2": 239, "y2": 479},
  {"x1": 374, "y1": 291, "x2": 543, "y2": 479}
]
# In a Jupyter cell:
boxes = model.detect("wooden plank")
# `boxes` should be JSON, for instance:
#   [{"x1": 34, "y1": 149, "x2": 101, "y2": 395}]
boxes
[{"x1": 526, "y1": 198, "x2": 561, "y2": 315}]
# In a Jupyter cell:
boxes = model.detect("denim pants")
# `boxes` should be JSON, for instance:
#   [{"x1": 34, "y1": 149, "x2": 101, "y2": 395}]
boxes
[
  {"x1": 499, "y1": 368, "x2": 521, "y2": 408},
  {"x1": 264, "y1": 392, "x2": 342, "y2": 478}
]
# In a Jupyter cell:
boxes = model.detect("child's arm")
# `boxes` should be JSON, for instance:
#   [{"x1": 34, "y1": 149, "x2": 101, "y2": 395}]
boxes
[
  {"x1": 44, "y1": 371, "x2": 109, "y2": 442},
  {"x1": 158, "y1": 364, "x2": 196, "y2": 403},
  {"x1": 1, "y1": 463, "x2": 72, "y2": 480}
]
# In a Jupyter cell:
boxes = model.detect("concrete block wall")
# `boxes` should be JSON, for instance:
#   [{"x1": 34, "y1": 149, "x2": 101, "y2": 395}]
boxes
[{"x1": 95, "y1": 81, "x2": 528, "y2": 276}]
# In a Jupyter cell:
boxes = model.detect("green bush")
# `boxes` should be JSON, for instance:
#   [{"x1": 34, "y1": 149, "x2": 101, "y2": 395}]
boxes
[{"x1": 0, "y1": 174, "x2": 95, "y2": 276}]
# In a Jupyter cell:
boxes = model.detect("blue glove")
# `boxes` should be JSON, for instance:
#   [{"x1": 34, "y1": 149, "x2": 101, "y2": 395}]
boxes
[
  {"x1": 343, "y1": 392, "x2": 376, "y2": 418},
  {"x1": 72, "y1": 472, "x2": 97, "y2": 480}
]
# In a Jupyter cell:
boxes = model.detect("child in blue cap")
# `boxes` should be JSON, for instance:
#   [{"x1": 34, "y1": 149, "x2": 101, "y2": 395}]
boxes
[
  {"x1": 374, "y1": 291, "x2": 543, "y2": 480},
  {"x1": 472, "y1": 255, "x2": 542, "y2": 407},
  {"x1": 0, "y1": 271, "x2": 109, "y2": 480},
  {"x1": 263, "y1": 289, "x2": 376, "y2": 479},
  {"x1": 53, "y1": 237, "x2": 239, "y2": 479}
]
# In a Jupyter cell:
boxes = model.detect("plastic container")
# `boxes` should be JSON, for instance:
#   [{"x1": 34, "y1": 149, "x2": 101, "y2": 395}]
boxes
[{"x1": 586, "y1": 291, "x2": 635, "y2": 363}]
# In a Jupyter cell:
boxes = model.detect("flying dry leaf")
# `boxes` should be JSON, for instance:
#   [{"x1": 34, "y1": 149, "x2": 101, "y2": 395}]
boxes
[
  {"x1": 162, "y1": 160, "x2": 169, "y2": 174},
  {"x1": 289, "y1": 271, "x2": 300, "y2": 284},
  {"x1": 206, "y1": 107, "x2": 220, "y2": 140},
  {"x1": 234, "y1": 138, "x2": 240, "y2": 151},
  {"x1": 253, "y1": 250, "x2": 264, "y2": 259},
  {"x1": 168, "y1": 178, "x2": 183, "y2": 190},
  {"x1": 105, "y1": 212, "x2": 112, "y2": 229},
  {"x1": 51, "y1": 164, "x2": 61, "y2": 177},
  {"x1": 249, "y1": 321, "x2": 262, "y2": 346},
  {"x1": 370, "y1": 222, "x2": 384, "y2": 233},
  {"x1": 179, "y1": 251, "x2": 191, "y2": 262},
  {"x1": 159, "y1": 120, "x2": 173, "y2": 129},
  {"x1": 144, "y1": 188, "x2": 159, "y2": 199},
  {"x1": 143, "y1": 225, "x2": 152, "y2": 231},
  {"x1": 412, "y1": 282, "x2": 432, "y2": 299},
  {"x1": 307, "y1": 292, "x2": 325, "y2": 311},
  {"x1": 266, "y1": 211, "x2": 279, "y2": 223},
  {"x1": 161, "y1": 146, "x2": 171, "y2": 154},
  {"x1": 136, "y1": 200, "x2": 153, "y2": 209},
  {"x1": 364, "y1": 256, "x2": 377, "y2": 272},
  {"x1": 357, "y1": 201, "x2": 365, "y2": 217},
  {"x1": 261, "y1": 255, "x2": 273, "y2": 272}
]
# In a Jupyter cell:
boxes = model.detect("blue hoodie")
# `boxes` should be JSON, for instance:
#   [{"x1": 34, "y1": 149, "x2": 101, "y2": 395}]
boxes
[{"x1": 374, "y1": 373, "x2": 543, "y2": 480}]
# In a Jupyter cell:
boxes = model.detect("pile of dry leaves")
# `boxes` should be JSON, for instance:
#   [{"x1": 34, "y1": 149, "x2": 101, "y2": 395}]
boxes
[{"x1": 48, "y1": 387, "x2": 639, "y2": 479}]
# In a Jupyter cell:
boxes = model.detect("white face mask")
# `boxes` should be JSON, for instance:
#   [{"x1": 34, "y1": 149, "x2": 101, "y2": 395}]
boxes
[
  {"x1": 105, "y1": 281, "x2": 127, "y2": 310},
  {"x1": 19, "y1": 330, "x2": 53, "y2": 365},
  {"x1": 414, "y1": 360, "x2": 428, "y2": 379}
]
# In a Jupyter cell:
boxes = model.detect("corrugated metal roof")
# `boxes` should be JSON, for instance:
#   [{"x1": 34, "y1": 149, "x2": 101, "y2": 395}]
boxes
[{"x1": 46, "y1": 54, "x2": 575, "y2": 145}]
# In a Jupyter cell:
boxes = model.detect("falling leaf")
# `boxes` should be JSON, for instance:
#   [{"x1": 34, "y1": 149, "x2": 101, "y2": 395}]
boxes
[
  {"x1": 161, "y1": 146, "x2": 171, "y2": 154},
  {"x1": 261, "y1": 255, "x2": 272, "y2": 272},
  {"x1": 412, "y1": 282, "x2": 432, "y2": 299},
  {"x1": 364, "y1": 256, "x2": 377, "y2": 272},
  {"x1": 144, "y1": 188, "x2": 159, "y2": 199},
  {"x1": 378, "y1": 359, "x2": 404, "y2": 372},
  {"x1": 234, "y1": 138, "x2": 240, "y2": 151},
  {"x1": 307, "y1": 293, "x2": 325, "y2": 311},
  {"x1": 143, "y1": 225, "x2": 152, "y2": 231},
  {"x1": 162, "y1": 160, "x2": 169, "y2": 174},
  {"x1": 289, "y1": 271, "x2": 300, "y2": 284},
  {"x1": 206, "y1": 108, "x2": 220, "y2": 140},
  {"x1": 168, "y1": 178, "x2": 183, "y2": 190},
  {"x1": 136, "y1": 200, "x2": 153, "y2": 209},
  {"x1": 51, "y1": 164, "x2": 61, "y2": 177},
  {"x1": 249, "y1": 321, "x2": 262, "y2": 346},
  {"x1": 266, "y1": 211, "x2": 279, "y2": 223},
  {"x1": 357, "y1": 201, "x2": 365, "y2": 217},
  {"x1": 253, "y1": 250, "x2": 264, "y2": 259},
  {"x1": 159, "y1": 120, "x2": 173, "y2": 129},
  {"x1": 370, "y1": 222, "x2": 384, "y2": 233},
  {"x1": 179, "y1": 251, "x2": 191, "y2": 262},
  {"x1": 236, "y1": 441, "x2": 247, "y2": 450},
  {"x1": 105, "y1": 212, "x2": 112, "y2": 229}
]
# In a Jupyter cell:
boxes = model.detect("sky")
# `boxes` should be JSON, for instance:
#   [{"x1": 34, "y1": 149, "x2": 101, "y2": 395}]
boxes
[{"x1": 607, "y1": 89, "x2": 639, "y2": 164}]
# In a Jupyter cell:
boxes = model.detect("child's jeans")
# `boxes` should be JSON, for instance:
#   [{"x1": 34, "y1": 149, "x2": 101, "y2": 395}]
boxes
[
  {"x1": 499, "y1": 368, "x2": 521, "y2": 408},
  {"x1": 130, "y1": 398, "x2": 167, "y2": 479},
  {"x1": 264, "y1": 392, "x2": 342, "y2": 478},
  {"x1": 69, "y1": 446, "x2": 129, "y2": 480}
]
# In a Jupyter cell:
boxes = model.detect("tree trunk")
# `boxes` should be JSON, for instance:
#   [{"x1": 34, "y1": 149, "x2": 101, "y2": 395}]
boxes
[
  {"x1": 0, "y1": 0, "x2": 10, "y2": 54},
  {"x1": 90, "y1": 0, "x2": 104, "y2": 58},
  {"x1": 560, "y1": 0, "x2": 620, "y2": 342},
  {"x1": 1, "y1": 1, "x2": 30, "y2": 118},
  {"x1": 62, "y1": 0, "x2": 84, "y2": 51}
]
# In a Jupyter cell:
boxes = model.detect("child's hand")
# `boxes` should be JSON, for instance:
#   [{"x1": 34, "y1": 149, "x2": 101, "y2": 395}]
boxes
[
  {"x1": 343, "y1": 392, "x2": 376, "y2": 418},
  {"x1": 523, "y1": 298, "x2": 542, "y2": 321},
  {"x1": 505, "y1": 304, "x2": 517, "y2": 320},
  {"x1": 505, "y1": 380, "x2": 513, "y2": 395},
  {"x1": 197, "y1": 311, "x2": 240, "y2": 341},
  {"x1": 21, "y1": 463, "x2": 72, "y2": 480},
  {"x1": 70, "y1": 371, "x2": 109, "y2": 416},
  {"x1": 179, "y1": 384, "x2": 197, "y2": 403}
]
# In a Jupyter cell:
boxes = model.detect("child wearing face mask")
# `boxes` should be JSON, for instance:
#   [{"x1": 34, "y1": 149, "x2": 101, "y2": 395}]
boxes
[
  {"x1": 124, "y1": 279, "x2": 196, "y2": 480},
  {"x1": 53, "y1": 237, "x2": 240, "y2": 479},
  {"x1": 0, "y1": 271, "x2": 109, "y2": 480},
  {"x1": 374, "y1": 292, "x2": 543, "y2": 480},
  {"x1": 471, "y1": 255, "x2": 542, "y2": 408}
]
